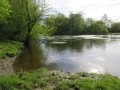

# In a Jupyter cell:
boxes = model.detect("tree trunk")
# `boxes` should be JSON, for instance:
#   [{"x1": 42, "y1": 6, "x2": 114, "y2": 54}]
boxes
[{"x1": 24, "y1": 0, "x2": 31, "y2": 46}]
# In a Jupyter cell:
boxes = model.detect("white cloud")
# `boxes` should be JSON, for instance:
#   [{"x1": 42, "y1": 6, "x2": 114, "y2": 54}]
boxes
[{"x1": 48, "y1": 0, "x2": 120, "y2": 21}]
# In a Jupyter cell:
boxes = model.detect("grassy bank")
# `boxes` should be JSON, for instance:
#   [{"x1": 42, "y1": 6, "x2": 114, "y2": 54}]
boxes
[
  {"x1": 0, "y1": 68, "x2": 120, "y2": 90},
  {"x1": 0, "y1": 40, "x2": 23, "y2": 59}
]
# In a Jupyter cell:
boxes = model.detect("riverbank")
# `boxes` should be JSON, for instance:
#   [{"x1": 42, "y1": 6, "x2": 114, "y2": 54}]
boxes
[
  {"x1": 0, "y1": 40, "x2": 23, "y2": 60},
  {"x1": 0, "y1": 68, "x2": 120, "y2": 90},
  {"x1": 0, "y1": 40, "x2": 23, "y2": 74}
]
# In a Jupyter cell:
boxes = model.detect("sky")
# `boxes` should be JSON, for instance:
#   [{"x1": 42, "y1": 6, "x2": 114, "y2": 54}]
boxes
[{"x1": 47, "y1": 0, "x2": 120, "y2": 21}]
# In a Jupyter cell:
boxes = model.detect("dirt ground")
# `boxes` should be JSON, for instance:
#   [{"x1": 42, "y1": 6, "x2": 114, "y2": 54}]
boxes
[{"x1": 0, "y1": 57, "x2": 16, "y2": 75}]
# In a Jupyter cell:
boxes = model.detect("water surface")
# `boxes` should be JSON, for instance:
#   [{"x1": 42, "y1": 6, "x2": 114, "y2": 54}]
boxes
[{"x1": 14, "y1": 34, "x2": 120, "y2": 77}]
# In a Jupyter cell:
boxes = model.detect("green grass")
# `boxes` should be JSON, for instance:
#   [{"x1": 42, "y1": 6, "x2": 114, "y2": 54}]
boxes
[
  {"x1": 0, "y1": 68, "x2": 120, "y2": 90},
  {"x1": 0, "y1": 40, "x2": 23, "y2": 59},
  {"x1": 0, "y1": 68, "x2": 48, "y2": 90}
]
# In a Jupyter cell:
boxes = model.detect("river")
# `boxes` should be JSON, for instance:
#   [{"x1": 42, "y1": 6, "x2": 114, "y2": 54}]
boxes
[{"x1": 13, "y1": 34, "x2": 120, "y2": 77}]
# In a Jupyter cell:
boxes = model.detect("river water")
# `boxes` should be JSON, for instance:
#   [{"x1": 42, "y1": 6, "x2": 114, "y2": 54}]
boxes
[{"x1": 13, "y1": 34, "x2": 120, "y2": 77}]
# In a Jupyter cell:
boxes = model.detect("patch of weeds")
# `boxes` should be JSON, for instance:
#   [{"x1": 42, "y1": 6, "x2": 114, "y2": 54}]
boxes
[
  {"x1": 0, "y1": 41, "x2": 23, "y2": 59},
  {"x1": 0, "y1": 69, "x2": 120, "y2": 90},
  {"x1": 47, "y1": 74, "x2": 62, "y2": 84},
  {"x1": 95, "y1": 74, "x2": 120, "y2": 90},
  {"x1": 0, "y1": 68, "x2": 48, "y2": 90},
  {"x1": 0, "y1": 74, "x2": 22, "y2": 90},
  {"x1": 55, "y1": 81, "x2": 71, "y2": 90}
]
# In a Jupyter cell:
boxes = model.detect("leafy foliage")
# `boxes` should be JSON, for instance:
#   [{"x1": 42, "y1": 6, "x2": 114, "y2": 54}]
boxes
[
  {"x1": 0, "y1": 0, "x2": 11, "y2": 23},
  {"x1": 45, "y1": 13, "x2": 109, "y2": 35},
  {"x1": 110, "y1": 23, "x2": 120, "y2": 33},
  {"x1": 1, "y1": 0, "x2": 46, "y2": 42},
  {"x1": 68, "y1": 13, "x2": 85, "y2": 34},
  {"x1": 0, "y1": 41, "x2": 23, "y2": 59},
  {"x1": 31, "y1": 22, "x2": 56, "y2": 37},
  {"x1": 87, "y1": 20, "x2": 108, "y2": 34}
]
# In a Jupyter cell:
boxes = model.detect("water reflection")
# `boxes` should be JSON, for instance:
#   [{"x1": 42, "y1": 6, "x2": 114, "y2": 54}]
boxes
[
  {"x1": 39, "y1": 36, "x2": 107, "y2": 73},
  {"x1": 13, "y1": 41, "x2": 46, "y2": 72},
  {"x1": 13, "y1": 35, "x2": 120, "y2": 77},
  {"x1": 47, "y1": 39, "x2": 85, "y2": 52}
]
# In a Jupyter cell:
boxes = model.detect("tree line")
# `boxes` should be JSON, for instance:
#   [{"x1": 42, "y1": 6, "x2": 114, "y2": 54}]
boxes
[
  {"x1": 44, "y1": 13, "x2": 120, "y2": 35},
  {"x1": 0, "y1": 0, "x2": 120, "y2": 43}
]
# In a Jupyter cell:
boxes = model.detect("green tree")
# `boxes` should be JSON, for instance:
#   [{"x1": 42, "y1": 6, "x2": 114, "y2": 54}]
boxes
[
  {"x1": 45, "y1": 13, "x2": 69, "y2": 35},
  {"x1": 0, "y1": 0, "x2": 11, "y2": 23},
  {"x1": 101, "y1": 14, "x2": 112, "y2": 28},
  {"x1": 85, "y1": 18, "x2": 95, "y2": 34},
  {"x1": 31, "y1": 22, "x2": 56, "y2": 36},
  {"x1": 110, "y1": 23, "x2": 120, "y2": 33},
  {"x1": 89, "y1": 20, "x2": 108, "y2": 34},
  {"x1": 0, "y1": 0, "x2": 11, "y2": 39},
  {"x1": 45, "y1": 15, "x2": 57, "y2": 34},
  {"x1": 68, "y1": 13, "x2": 85, "y2": 34},
  {"x1": 24, "y1": 0, "x2": 46, "y2": 45},
  {"x1": 54, "y1": 13, "x2": 69, "y2": 35},
  {"x1": 6, "y1": 0, "x2": 46, "y2": 43}
]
